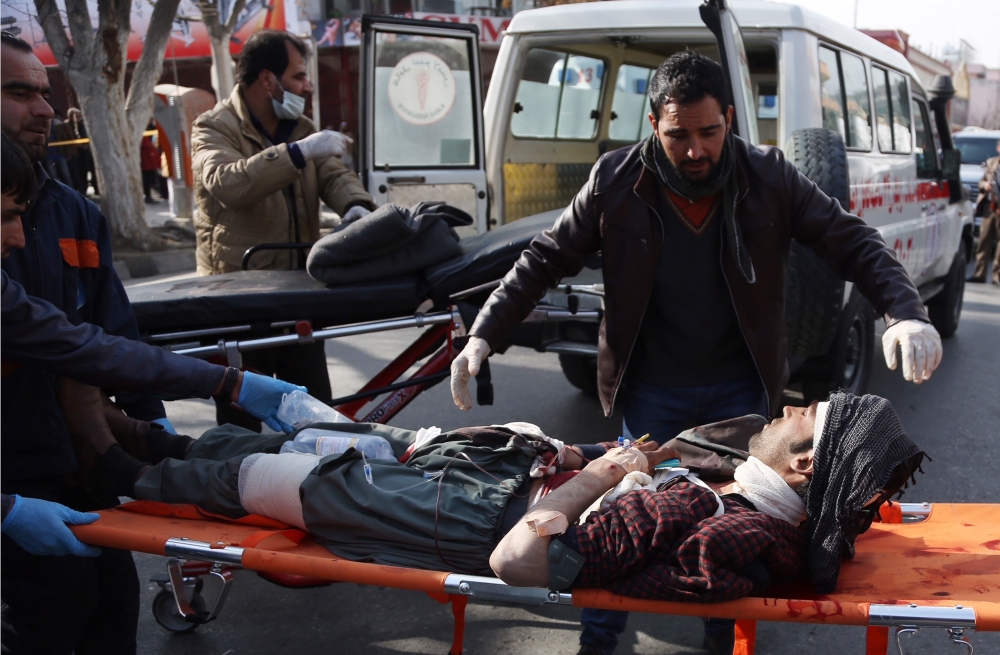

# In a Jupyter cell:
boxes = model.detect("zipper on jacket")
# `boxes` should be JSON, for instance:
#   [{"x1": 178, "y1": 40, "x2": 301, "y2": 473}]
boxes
[
  {"x1": 718, "y1": 198, "x2": 770, "y2": 415},
  {"x1": 610, "y1": 223, "x2": 649, "y2": 252}
]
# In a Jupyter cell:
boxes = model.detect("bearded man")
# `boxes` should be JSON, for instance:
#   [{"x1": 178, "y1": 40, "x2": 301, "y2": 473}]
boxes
[{"x1": 450, "y1": 49, "x2": 940, "y2": 654}]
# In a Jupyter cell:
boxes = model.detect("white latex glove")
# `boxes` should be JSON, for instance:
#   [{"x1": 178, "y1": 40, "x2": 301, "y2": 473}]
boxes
[
  {"x1": 341, "y1": 205, "x2": 371, "y2": 224},
  {"x1": 450, "y1": 336, "x2": 490, "y2": 411},
  {"x1": 297, "y1": 130, "x2": 352, "y2": 160},
  {"x1": 882, "y1": 319, "x2": 942, "y2": 384}
]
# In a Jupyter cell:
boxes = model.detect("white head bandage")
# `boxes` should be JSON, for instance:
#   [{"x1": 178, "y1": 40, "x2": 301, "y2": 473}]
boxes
[
  {"x1": 813, "y1": 401, "x2": 829, "y2": 451},
  {"x1": 733, "y1": 456, "x2": 807, "y2": 526},
  {"x1": 238, "y1": 453, "x2": 321, "y2": 529}
]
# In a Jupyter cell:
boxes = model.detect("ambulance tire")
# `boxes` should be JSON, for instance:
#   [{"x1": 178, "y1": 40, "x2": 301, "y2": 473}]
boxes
[
  {"x1": 802, "y1": 290, "x2": 875, "y2": 403},
  {"x1": 559, "y1": 353, "x2": 599, "y2": 397},
  {"x1": 784, "y1": 128, "x2": 849, "y2": 358},
  {"x1": 927, "y1": 248, "x2": 965, "y2": 338}
]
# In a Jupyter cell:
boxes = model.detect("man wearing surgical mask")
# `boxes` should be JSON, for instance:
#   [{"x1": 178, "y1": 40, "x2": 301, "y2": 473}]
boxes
[{"x1": 192, "y1": 29, "x2": 375, "y2": 429}]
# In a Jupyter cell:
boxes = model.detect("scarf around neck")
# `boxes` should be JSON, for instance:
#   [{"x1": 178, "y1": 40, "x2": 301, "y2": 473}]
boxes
[
  {"x1": 639, "y1": 133, "x2": 755, "y2": 283},
  {"x1": 733, "y1": 456, "x2": 807, "y2": 526}
]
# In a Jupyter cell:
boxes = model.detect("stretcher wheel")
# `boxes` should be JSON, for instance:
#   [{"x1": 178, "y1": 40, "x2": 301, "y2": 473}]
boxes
[{"x1": 152, "y1": 589, "x2": 206, "y2": 633}]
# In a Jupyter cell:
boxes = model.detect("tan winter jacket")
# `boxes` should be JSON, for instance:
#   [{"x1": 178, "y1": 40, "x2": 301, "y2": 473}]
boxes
[{"x1": 192, "y1": 87, "x2": 373, "y2": 275}]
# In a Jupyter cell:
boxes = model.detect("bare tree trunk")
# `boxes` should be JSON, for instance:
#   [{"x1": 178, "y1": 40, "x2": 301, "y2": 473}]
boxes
[
  {"x1": 34, "y1": 0, "x2": 182, "y2": 250},
  {"x1": 200, "y1": 0, "x2": 246, "y2": 102}
]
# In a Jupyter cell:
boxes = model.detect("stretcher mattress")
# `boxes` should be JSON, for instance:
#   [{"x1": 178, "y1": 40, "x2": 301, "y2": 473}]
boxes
[
  {"x1": 73, "y1": 502, "x2": 1000, "y2": 629},
  {"x1": 127, "y1": 271, "x2": 426, "y2": 332},
  {"x1": 127, "y1": 212, "x2": 559, "y2": 333}
]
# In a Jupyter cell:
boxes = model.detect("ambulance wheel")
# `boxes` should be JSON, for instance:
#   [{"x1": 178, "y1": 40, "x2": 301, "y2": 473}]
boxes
[
  {"x1": 152, "y1": 589, "x2": 205, "y2": 634},
  {"x1": 802, "y1": 290, "x2": 874, "y2": 402},
  {"x1": 927, "y1": 248, "x2": 965, "y2": 338},
  {"x1": 559, "y1": 353, "x2": 598, "y2": 397},
  {"x1": 784, "y1": 129, "x2": 849, "y2": 358}
]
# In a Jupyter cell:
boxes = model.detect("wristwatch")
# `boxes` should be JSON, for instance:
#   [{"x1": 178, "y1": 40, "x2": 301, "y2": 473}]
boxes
[{"x1": 547, "y1": 539, "x2": 584, "y2": 591}]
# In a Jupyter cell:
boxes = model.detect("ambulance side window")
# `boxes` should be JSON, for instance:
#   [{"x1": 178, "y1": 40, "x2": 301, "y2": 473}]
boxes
[
  {"x1": 889, "y1": 71, "x2": 912, "y2": 152},
  {"x1": 912, "y1": 98, "x2": 938, "y2": 179},
  {"x1": 512, "y1": 49, "x2": 606, "y2": 140},
  {"x1": 840, "y1": 52, "x2": 872, "y2": 150},
  {"x1": 818, "y1": 46, "x2": 872, "y2": 150},
  {"x1": 873, "y1": 66, "x2": 912, "y2": 154},
  {"x1": 609, "y1": 64, "x2": 654, "y2": 142},
  {"x1": 818, "y1": 47, "x2": 845, "y2": 141}
]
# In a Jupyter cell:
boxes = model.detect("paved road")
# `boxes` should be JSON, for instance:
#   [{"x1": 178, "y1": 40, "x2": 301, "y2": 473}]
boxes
[{"x1": 133, "y1": 277, "x2": 1000, "y2": 655}]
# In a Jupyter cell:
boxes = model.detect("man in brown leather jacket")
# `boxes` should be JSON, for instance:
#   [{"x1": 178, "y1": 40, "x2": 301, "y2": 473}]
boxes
[
  {"x1": 450, "y1": 51, "x2": 942, "y2": 655},
  {"x1": 191, "y1": 31, "x2": 375, "y2": 430},
  {"x1": 970, "y1": 140, "x2": 1000, "y2": 284}
]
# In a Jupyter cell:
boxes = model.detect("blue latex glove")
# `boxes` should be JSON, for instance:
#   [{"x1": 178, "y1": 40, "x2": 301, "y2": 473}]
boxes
[
  {"x1": 237, "y1": 372, "x2": 307, "y2": 433},
  {"x1": 150, "y1": 417, "x2": 177, "y2": 434},
  {"x1": 1, "y1": 496, "x2": 101, "y2": 557}
]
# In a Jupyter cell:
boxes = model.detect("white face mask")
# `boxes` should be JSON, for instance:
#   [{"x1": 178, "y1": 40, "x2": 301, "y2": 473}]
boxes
[{"x1": 270, "y1": 79, "x2": 305, "y2": 121}]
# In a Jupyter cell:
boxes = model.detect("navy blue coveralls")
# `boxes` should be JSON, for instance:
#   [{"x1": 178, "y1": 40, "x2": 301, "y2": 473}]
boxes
[{"x1": 0, "y1": 170, "x2": 166, "y2": 655}]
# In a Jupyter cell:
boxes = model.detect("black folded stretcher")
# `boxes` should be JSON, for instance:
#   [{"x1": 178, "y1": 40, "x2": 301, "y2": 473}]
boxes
[
  {"x1": 128, "y1": 211, "x2": 560, "y2": 336},
  {"x1": 127, "y1": 211, "x2": 599, "y2": 422}
]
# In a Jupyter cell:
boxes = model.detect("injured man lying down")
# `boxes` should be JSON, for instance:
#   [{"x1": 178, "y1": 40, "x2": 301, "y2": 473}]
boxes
[{"x1": 92, "y1": 391, "x2": 924, "y2": 601}]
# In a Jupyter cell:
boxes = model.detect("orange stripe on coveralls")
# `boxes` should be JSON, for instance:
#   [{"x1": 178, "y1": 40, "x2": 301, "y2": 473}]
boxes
[{"x1": 59, "y1": 239, "x2": 100, "y2": 268}]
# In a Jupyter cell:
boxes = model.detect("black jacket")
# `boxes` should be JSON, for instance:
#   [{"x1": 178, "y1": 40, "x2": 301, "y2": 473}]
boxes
[
  {"x1": 1, "y1": 173, "x2": 166, "y2": 481},
  {"x1": 471, "y1": 137, "x2": 929, "y2": 416}
]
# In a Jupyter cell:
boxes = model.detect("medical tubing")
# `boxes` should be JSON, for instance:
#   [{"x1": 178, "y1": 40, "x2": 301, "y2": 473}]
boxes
[
  {"x1": 359, "y1": 449, "x2": 530, "y2": 498},
  {"x1": 360, "y1": 450, "x2": 444, "y2": 493}
]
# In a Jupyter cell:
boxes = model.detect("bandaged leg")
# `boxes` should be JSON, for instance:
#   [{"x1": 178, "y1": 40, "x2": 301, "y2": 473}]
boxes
[{"x1": 239, "y1": 453, "x2": 321, "y2": 529}]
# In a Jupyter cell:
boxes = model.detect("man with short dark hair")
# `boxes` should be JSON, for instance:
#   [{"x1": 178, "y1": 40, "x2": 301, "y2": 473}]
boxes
[
  {"x1": 450, "y1": 49, "x2": 941, "y2": 654},
  {"x1": 1, "y1": 132, "x2": 306, "y2": 654},
  {"x1": 0, "y1": 32, "x2": 177, "y2": 654},
  {"x1": 191, "y1": 29, "x2": 376, "y2": 429},
  {"x1": 192, "y1": 29, "x2": 374, "y2": 275}
]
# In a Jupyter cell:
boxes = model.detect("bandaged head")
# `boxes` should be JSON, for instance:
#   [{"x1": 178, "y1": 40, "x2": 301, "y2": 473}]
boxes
[{"x1": 806, "y1": 393, "x2": 924, "y2": 593}]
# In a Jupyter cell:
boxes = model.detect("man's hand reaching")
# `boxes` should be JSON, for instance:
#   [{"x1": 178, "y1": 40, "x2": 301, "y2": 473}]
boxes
[
  {"x1": 594, "y1": 443, "x2": 680, "y2": 479},
  {"x1": 297, "y1": 130, "x2": 352, "y2": 161},
  {"x1": 450, "y1": 336, "x2": 490, "y2": 410},
  {"x1": 882, "y1": 319, "x2": 942, "y2": 384},
  {"x1": 236, "y1": 372, "x2": 307, "y2": 432}
]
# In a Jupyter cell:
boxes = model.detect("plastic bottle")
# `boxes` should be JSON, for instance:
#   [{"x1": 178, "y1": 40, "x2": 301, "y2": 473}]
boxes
[
  {"x1": 279, "y1": 428, "x2": 395, "y2": 460},
  {"x1": 275, "y1": 390, "x2": 352, "y2": 430}
]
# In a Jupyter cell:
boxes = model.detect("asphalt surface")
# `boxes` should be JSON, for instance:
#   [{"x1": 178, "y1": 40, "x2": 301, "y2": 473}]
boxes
[{"x1": 133, "y1": 273, "x2": 1000, "y2": 655}]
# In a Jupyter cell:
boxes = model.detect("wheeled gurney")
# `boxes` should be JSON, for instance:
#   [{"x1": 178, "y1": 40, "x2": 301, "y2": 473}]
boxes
[
  {"x1": 127, "y1": 211, "x2": 603, "y2": 421},
  {"x1": 73, "y1": 500, "x2": 999, "y2": 654}
]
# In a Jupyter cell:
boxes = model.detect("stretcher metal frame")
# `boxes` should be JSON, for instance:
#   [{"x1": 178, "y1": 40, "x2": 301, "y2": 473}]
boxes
[
  {"x1": 75, "y1": 501, "x2": 999, "y2": 655},
  {"x1": 143, "y1": 282, "x2": 602, "y2": 423}
]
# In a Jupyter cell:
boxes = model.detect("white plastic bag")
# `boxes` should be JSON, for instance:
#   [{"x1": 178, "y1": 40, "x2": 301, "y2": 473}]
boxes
[{"x1": 275, "y1": 390, "x2": 352, "y2": 430}]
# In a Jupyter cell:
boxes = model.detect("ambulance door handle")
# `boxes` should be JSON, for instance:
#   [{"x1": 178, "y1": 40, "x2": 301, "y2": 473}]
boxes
[{"x1": 921, "y1": 204, "x2": 928, "y2": 211}]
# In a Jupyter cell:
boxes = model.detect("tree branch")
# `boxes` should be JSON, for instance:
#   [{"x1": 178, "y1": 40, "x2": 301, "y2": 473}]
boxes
[
  {"x1": 224, "y1": 0, "x2": 247, "y2": 32},
  {"x1": 33, "y1": 0, "x2": 89, "y2": 73},
  {"x1": 125, "y1": 0, "x2": 182, "y2": 141}
]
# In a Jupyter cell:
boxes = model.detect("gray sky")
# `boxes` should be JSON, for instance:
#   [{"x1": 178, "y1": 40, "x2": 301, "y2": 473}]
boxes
[{"x1": 784, "y1": 0, "x2": 1000, "y2": 68}]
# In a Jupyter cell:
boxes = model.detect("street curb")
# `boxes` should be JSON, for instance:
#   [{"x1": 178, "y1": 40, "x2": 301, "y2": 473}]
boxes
[{"x1": 114, "y1": 248, "x2": 196, "y2": 280}]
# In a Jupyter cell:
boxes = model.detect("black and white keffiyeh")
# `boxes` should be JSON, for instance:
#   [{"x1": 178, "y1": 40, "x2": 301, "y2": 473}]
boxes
[{"x1": 806, "y1": 392, "x2": 925, "y2": 593}]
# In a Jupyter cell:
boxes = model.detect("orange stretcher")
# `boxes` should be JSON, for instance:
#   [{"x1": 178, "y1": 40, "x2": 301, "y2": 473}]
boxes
[{"x1": 72, "y1": 501, "x2": 1000, "y2": 655}]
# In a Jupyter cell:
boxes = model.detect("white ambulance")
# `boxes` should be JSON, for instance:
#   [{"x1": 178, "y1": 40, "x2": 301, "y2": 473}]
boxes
[{"x1": 355, "y1": 0, "x2": 973, "y2": 401}]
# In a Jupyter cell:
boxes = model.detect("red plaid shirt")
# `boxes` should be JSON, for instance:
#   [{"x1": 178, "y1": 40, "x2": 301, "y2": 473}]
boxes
[{"x1": 566, "y1": 480, "x2": 807, "y2": 603}]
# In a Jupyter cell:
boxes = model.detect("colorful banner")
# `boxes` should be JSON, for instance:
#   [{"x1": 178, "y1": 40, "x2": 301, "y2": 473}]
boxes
[
  {"x1": 310, "y1": 12, "x2": 511, "y2": 49},
  {"x1": 0, "y1": 0, "x2": 294, "y2": 66}
]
